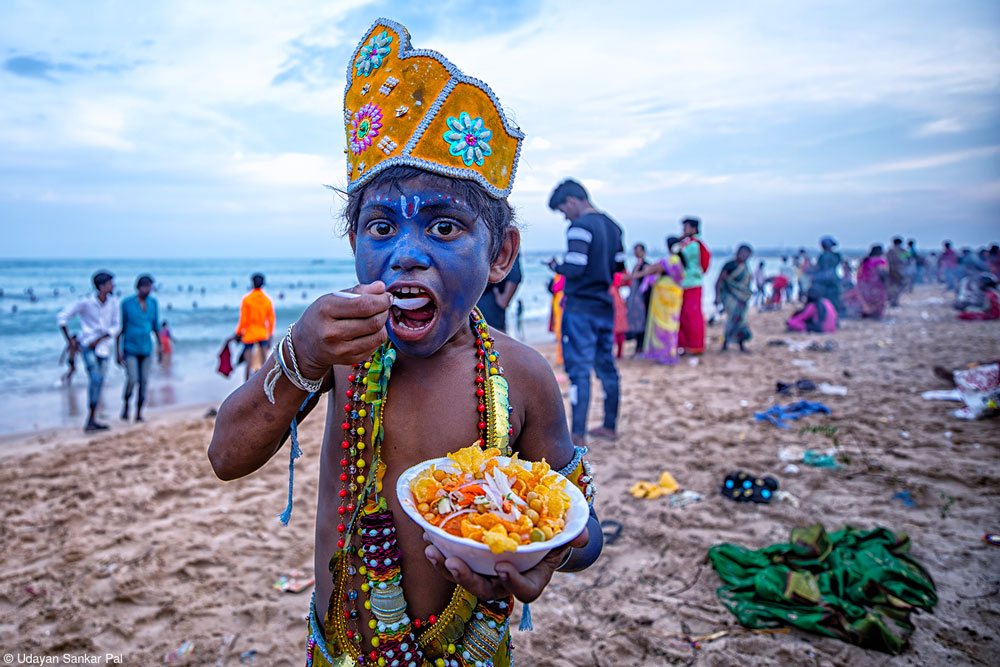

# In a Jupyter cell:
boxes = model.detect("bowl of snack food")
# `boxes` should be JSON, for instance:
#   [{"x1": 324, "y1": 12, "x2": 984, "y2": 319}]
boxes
[{"x1": 396, "y1": 445, "x2": 589, "y2": 575}]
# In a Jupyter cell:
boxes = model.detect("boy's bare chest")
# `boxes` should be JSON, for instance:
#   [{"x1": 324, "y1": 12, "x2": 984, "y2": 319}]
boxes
[
  {"x1": 379, "y1": 372, "x2": 486, "y2": 469},
  {"x1": 324, "y1": 360, "x2": 496, "y2": 473}
]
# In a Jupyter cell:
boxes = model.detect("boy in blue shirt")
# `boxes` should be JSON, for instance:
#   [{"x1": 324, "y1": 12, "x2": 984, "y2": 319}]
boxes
[{"x1": 116, "y1": 274, "x2": 161, "y2": 421}]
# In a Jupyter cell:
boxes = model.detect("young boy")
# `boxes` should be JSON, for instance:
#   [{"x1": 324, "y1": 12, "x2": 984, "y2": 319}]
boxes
[{"x1": 209, "y1": 19, "x2": 601, "y2": 667}]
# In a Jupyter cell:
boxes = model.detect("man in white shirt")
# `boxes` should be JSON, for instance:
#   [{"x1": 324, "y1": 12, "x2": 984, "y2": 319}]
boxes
[{"x1": 58, "y1": 271, "x2": 119, "y2": 431}]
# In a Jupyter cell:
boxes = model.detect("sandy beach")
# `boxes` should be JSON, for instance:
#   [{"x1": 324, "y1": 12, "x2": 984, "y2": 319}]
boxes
[{"x1": 1, "y1": 285, "x2": 997, "y2": 666}]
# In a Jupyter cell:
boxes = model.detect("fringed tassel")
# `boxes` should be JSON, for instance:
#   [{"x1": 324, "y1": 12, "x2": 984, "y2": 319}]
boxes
[
  {"x1": 277, "y1": 394, "x2": 313, "y2": 526},
  {"x1": 518, "y1": 602, "x2": 533, "y2": 631}
]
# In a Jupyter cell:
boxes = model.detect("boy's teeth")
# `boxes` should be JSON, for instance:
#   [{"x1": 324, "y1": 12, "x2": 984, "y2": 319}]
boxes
[{"x1": 392, "y1": 295, "x2": 431, "y2": 310}]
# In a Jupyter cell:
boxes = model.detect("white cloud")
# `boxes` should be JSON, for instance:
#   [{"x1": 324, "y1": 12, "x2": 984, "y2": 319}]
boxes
[
  {"x1": 914, "y1": 118, "x2": 965, "y2": 137},
  {"x1": 229, "y1": 152, "x2": 339, "y2": 188},
  {"x1": 855, "y1": 145, "x2": 1000, "y2": 175},
  {"x1": 2, "y1": 0, "x2": 999, "y2": 256}
]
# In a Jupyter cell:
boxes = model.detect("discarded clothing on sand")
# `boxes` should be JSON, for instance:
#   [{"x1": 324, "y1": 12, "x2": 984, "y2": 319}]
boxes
[
  {"x1": 952, "y1": 363, "x2": 999, "y2": 420},
  {"x1": 708, "y1": 523, "x2": 937, "y2": 655},
  {"x1": 775, "y1": 379, "x2": 817, "y2": 396},
  {"x1": 892, "y1": 490, "x2": 917, "y2": 508},
  {"x1": 630, "y1": 471, "x2": 679, "y2": 499},
  {"x1": 802, "y1": 449, "x2": 840, "y2": 468},
  {"x1": 755, "y1": 400, "x2": 831, "y2": 429}
]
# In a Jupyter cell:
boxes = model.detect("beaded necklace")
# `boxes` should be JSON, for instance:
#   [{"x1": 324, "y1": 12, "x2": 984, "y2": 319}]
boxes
[{"x1": 311, "y1": 310, "x2": 515, "y2": 667}]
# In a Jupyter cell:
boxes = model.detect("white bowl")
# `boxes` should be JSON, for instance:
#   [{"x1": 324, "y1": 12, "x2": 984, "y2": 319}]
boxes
[{"x1": 396, "y1": 456, "x2": 589, "y2": 575}]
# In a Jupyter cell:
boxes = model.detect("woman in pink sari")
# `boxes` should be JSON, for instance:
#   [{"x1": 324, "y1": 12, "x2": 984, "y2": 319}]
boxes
[
  {"x1": 635, "y1": 236, "x2": 685, "y2": 364},
  {"x1": 843, "y1": 245, "x2": 889, "y2": 319}
]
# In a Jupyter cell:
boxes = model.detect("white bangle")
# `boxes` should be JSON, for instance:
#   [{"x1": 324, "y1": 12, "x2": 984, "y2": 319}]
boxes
[
  {"x1": 262, "y1": 329, "x2": 321, "y2": 404},
  {"x1": 556, "y1": 547, "x2": 574, "y2": 572},
  {"x1": 283, "y1": 324, "x2": 323, "y2": 391}
]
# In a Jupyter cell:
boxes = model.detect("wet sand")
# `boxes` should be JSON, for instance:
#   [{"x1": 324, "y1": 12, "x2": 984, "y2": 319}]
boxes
[{"x1": 1, "y1": 285, "x2": 997, "y2": 665}]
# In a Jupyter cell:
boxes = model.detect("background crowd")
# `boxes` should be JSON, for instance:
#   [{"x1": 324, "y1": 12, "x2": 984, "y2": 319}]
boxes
[
  {"x1": 50, "y1": 179, "x2": 999, "y2": 437},
  {"x1": 533, "y1": 179, "x2": 999, "y2": 450}
]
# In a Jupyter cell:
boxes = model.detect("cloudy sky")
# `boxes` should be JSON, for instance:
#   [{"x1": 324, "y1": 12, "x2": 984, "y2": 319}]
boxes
[{"x1": 2, "y1": 0, "x2": 998, "y2": 258}]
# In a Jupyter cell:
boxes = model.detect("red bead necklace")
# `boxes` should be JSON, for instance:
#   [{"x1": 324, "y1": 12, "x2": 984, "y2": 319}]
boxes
[{"x1": 330, "y1": 310, "x2": 509, "y2": 661}]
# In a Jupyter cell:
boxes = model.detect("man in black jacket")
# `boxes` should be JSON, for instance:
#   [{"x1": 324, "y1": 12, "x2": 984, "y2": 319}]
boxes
[{"x1": 547, "y1": 179, "x2": 625, "y2": 447}]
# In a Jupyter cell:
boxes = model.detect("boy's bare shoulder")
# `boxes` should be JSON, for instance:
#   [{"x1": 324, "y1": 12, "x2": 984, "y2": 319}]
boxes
[
  {"x1": 491, "y1": 331, "x2": 564, "y2": 414},
  {"x1": 492, "y1": 331, "x2": 556, "y2": 383}
]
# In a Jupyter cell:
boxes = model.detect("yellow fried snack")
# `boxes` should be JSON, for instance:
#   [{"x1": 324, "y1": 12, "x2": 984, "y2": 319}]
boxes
[
  {"x1": 413, "y1": 476, "x2": 443, "y2": 503},
  {"x1": 409, "y1": 444, "x2": 574, "y2": 553},
  {"x1": 482, "y1": 526, "x2": 520, "y2": 554},
  {"x1": 447, "y1": 446, "x2": 485, "y2": 474}
]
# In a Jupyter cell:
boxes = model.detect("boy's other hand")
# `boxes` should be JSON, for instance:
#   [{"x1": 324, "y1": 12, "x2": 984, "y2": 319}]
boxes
[
  {"x1": 422, "y1": 526, "x2": 589, "y2": 604},
  {"x1": 293, "y1": 281, "x2": 392, "y2": 378}
]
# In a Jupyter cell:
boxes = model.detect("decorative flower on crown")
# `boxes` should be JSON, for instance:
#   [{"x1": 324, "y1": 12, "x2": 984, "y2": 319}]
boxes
[
  {"x1": 444, "y1": 112, "x2": 493, "y2": 167},
  {"x1": 355, "y1": 30, "x2": 392, "y2": 77},
  {"x1": 350, "y1": 103, "x2": 383, "y2": 154}
]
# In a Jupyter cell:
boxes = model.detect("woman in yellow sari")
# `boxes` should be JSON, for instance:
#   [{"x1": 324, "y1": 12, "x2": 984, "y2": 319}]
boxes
[{"x1": 635, "y1": 236, "x2": 685, "y2": 364}]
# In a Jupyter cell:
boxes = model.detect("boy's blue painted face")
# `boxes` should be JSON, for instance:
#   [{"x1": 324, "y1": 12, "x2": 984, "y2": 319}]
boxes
[{"x1": 354, "y1": 175, "x2": 493, "y2": 358}]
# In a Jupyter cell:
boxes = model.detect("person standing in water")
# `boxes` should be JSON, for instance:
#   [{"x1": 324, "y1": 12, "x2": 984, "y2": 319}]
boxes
[
  {"x1": 116, "y1": 274, "x2": 161, "y2": 422},
  {"x1": 158, "y1": 321, "x2": 174, "y2": 367},
  {"x1": 233, "y1": 273, "x2": 275, "y2": 381},
  {"x1": 57, "y1": 271, "x2": 119, "y2": 431}
]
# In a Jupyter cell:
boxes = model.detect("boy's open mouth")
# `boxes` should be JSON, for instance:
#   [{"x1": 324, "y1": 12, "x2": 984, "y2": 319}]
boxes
[{"x1": 389, "y1": 285, "x2": 438, "y2": 340}]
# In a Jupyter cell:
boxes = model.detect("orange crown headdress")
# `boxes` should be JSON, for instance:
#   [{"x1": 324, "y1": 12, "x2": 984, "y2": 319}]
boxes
[{"x1": 343, "y1": 18, "x2": 523, "y2": 199}]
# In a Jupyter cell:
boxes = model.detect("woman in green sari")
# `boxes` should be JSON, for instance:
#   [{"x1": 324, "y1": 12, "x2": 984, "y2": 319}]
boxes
[{"x1": 715, "y1": 244, "x2": 753, "y2": 352}]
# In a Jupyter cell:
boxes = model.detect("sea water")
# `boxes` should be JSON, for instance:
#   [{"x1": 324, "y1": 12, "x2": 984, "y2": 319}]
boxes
[{"x1": 0, "y1": 253, "x2": 788, "y2": 434}]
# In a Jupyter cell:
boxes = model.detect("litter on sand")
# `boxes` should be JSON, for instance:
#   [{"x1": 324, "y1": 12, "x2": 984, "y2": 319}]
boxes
[
  {"x1": 778, "y1": 446, "x2": 803, "y2": 463},
  {"x1": 892, "y1": 490, "x2": 917, "y2": 508},
  {"x1": 669, "y1": 490, "x2": 704, "y2": 508},
  {"x1": 629, "y1": 471, "x2": 679, "y2": 499},
  {"x1": 755, "y1": 401, "x2": 831, "y2": 429},
  {"x1": 947, "y1": 363, "x2": 999, "y2": 420},
  {"x1": 776, "y1": 380, "x2": 817, "y2": 395},
  {"x1": 273, "y1": 570, "x2": 314, "y2": 593},
  {"x1": 708, "y1": 524, "x2": 937, "y2": 655},
  {"x1": 922, "y1": 389, "x2": 962, "y2": 402},
  {"x1": 782, "y1": 340, "x2": 837, "y2": 353},
  {"x1": 722, "y1": 471, "x2": 778, "y2": 503},
  {"x1": 818, "y1": 383, "x2": 848, "y2": 396},
  {"x1": 802, "y1": 449, "x2": 840, "y2": 468},
  {"x1": 774, "y1": 490, "x2": 800, "y2": 507},
  {"x1": 779, "y1": 447, "x2": 839, "y2": 469},
  {"x1": 164, "y1": 641, "x2": 195, "y2": 663}
]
